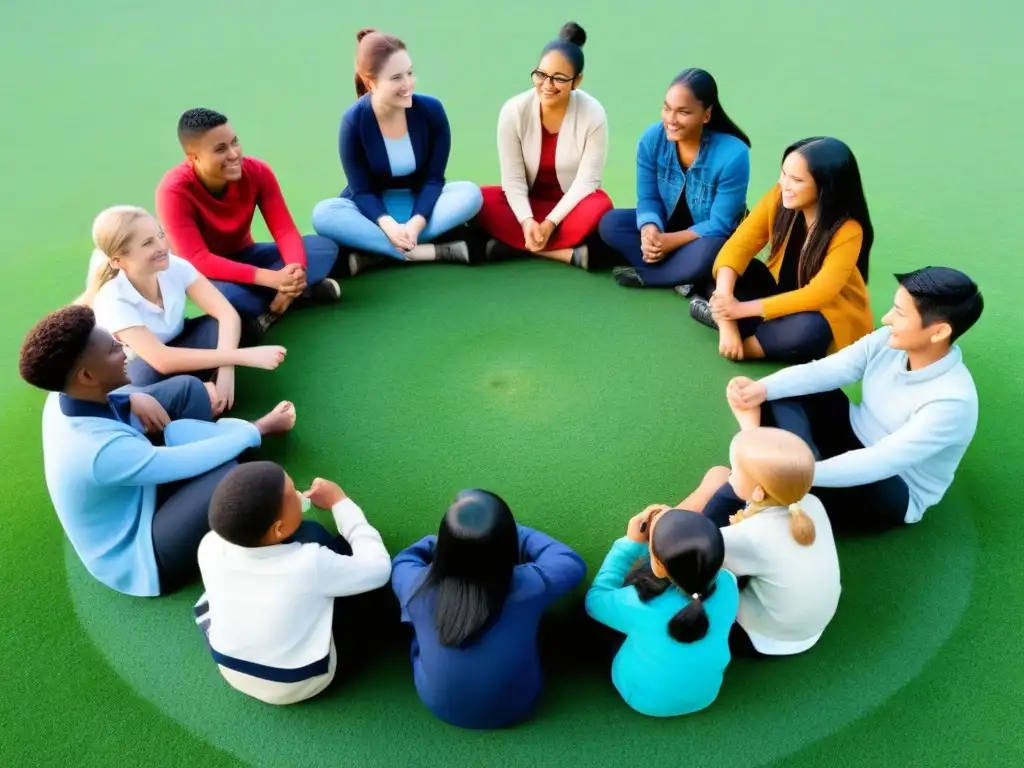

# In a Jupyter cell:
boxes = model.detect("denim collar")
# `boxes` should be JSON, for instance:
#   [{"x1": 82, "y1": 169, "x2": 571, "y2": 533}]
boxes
[{"x1": 59, "y1": 392, "x2": 132, "y2": 423}]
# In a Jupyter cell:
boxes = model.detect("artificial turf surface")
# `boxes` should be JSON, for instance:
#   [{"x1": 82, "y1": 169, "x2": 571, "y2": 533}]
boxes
[{"x1": 1, "y1": 1, "x2": 1021, "y2": 766}]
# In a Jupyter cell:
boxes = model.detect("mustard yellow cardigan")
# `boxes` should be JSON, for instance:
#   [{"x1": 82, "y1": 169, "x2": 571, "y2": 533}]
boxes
[{"x1": 712, "y1": 184, "x2": 873, "y2": 353}]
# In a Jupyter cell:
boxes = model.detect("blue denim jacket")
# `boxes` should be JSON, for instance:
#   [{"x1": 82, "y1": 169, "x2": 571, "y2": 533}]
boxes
[{"x1": 635, "y1": 124, "x2": 750, "y2": 238}]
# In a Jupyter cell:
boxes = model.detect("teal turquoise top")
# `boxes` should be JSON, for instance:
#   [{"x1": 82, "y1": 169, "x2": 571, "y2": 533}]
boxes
[{"x1": 585, "y1": 537, "x2": 739, "y2": 717}]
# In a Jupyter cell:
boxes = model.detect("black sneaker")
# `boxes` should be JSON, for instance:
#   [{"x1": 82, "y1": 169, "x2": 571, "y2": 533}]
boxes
[
  {"x1": 348, "y1": 253, "x2": 388, "y2": 277},
  {"x1": 309, "y1": 278, "x2": 342, "y2": 302},
  {"x1": 570, "y1": 244, "x2": 589, "y2": 270},
  {"x1": 689, "y1": 297, "x2": 719, "y2": 329},
  {"x1": 435, "y1": 241, "x2": 471, "y2": 264},
  {"x1": 484, "y1": 238, "x2": 526, "y2": 262},
  {"x1": 674, "y1": 284, "x2": 694, "y2": 298},
  {"x1": 242, "y1": 312, "x2": 279, "y2": 344},
  {"x1": 613, "y1": 267, "x2": 644, "y2": 287}
]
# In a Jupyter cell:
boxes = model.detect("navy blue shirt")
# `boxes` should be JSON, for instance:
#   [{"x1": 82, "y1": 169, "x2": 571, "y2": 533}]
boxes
[
  {"x1": 337, "y1": 93, "x2": 452, "y2": 223},
  {"x1": 391, "y1": 525, "x2": 587, "y2": 729}
]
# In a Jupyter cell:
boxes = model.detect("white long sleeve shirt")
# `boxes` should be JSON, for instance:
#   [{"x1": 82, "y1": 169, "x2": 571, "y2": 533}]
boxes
[{"x1": 196, "y1": 497, "x2": 391, "y2": 697}]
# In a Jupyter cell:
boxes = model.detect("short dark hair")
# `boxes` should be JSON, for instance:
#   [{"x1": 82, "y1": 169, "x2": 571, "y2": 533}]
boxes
[
  {"x1": 19, "y1": 305, "x2": 97, "y2": 392},
  {"x1": 209, "y1": 462, "x2": 287, "y2": 547},
  {"x1": 177, "y1": 108, "x2": 228, "y2": 147},
  {"x1": 896, "y1": 266, "x2": 983, "y2": 342}
]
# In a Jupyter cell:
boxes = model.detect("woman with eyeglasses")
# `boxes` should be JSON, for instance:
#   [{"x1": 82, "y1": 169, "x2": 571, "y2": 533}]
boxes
[
  {"x1": 598, "y1": 69, "x2": 751, "y2": 292},
  {"x1": 475, "y1": 22, "x2": 613, "y2": 270}
]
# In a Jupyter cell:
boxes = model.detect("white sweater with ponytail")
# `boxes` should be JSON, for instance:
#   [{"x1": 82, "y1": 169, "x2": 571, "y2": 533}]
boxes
[{"x1": 720, "y1": 493, "x2": 841, "y2": 654}]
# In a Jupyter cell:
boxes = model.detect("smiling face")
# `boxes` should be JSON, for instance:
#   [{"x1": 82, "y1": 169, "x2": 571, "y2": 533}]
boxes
[
  {"x1": 778, "y1": 150, "x2": 819, "y2": 212},
  {"x1": 75, "y1": 326, "x2": 130, "y2": 393},
  {"x1": 108, "y1": 214, "x2": 170, "y2": 278},
  {"x1": 368, "y1": 50, "x2": 415, "y2": 109},
  {"x1": 662, "y1": 82, "x2": 710, "y2": 143},
  {"x1": 186, "y1": 122, "x2": 243, "y2": 188},
  {"x1": 532, "y1": 50, "x2": 578, "y2": 108},
  {"x1": 881, "y1": 285, "x2": 951, "y2": 351}
]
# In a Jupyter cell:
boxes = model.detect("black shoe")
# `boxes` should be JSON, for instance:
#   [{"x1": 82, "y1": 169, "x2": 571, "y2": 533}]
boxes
[
  {"x1": 613, "y1": 267, "x2": 644, "y2": 287},
  {"x1": 435, "y1": 241, "x2": 471, "y2": 264},
  {"x1": 674, "y1": 284, "x2": 694, "y2": 298},
  {"x1": 309, "y1": 277, "x2": 342, "y2": 302},
  {"x1": 689, "y1": 297, "x2": 719, "y2": 329},
  {"x1": 484, "y1": 238, "x2": 526, "y2": 262},
  {"x1": 242, "y1": 312, "x2": 278, "y2": 344},
  {"x1": 348, "y1": 253, "x2": 389, "y2": 277}
]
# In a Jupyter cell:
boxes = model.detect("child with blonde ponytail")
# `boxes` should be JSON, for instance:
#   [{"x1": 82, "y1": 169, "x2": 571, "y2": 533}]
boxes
[
  {"x1": 80, "y1": 205, "x2": 290, "y2": 415},
  {"x1": 713, "y1": 427, "x2": 841, "y2": 656}
]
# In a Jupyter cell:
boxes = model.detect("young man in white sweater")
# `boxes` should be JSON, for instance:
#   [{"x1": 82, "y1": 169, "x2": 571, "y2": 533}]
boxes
[
  {"x1": 194, "y1": 462, "x2": 393, "y2": 705},
  {"x1": 704, "y1": 266, "x2": 983, "y2": 532}
]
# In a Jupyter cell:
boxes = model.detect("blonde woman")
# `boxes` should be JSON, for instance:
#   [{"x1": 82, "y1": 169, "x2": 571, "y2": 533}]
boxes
[
  {"x1": 79, "y1": 206, "x2": 288, "y2": 414},
  {"x1": 683, "y1": 428, "x2": 841, "y2": 657}
]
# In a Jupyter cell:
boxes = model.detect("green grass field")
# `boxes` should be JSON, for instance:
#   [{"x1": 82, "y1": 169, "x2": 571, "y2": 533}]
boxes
[{"x1": 2, "y1": 1, "x2": 1022, "y2": 766}]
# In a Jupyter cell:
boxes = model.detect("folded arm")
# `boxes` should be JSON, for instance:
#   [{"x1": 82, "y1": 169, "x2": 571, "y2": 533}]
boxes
[
  {"x1": 517, "y1": 524, "x2": 587, "y2": 602},
  {"x1": 584, "y1": 537, "x2": 647, "y2": 634}
]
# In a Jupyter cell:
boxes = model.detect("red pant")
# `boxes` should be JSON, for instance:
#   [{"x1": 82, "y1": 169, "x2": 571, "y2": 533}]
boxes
[{"x1": 477, "y1": 186, "x2": 613, "y2": 250}]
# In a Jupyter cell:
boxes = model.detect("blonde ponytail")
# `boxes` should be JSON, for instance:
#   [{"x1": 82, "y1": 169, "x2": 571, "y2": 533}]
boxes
[
  {"x1": 77, "y1": 249, "x2": 120, "y2": 307},
  {"x1": 787, "y1": 502, "x2": 816, "y2": 546}
]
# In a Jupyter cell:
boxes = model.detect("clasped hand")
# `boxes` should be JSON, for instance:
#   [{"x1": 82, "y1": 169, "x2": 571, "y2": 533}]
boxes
[
  {"x1": 521, "y1": 218, "x2": 555, "y2": 252},
  {"x1": 381, "y1": 215, "x2": 427, "y2": 253},
  {"x1": 640, "y1": 224, "x2": 667, "y2": 263},
  {"x1": 128, "y1": 392, "x2": 170, "y2": 434},
  {"x1": 725, "y1": 376, "x2": 767, "y2": 410}
]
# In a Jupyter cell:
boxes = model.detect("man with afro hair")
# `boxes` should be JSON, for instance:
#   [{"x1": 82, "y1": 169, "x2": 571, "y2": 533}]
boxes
[{"x1": 19, "y1": 304, "x2": 297, "y2": 597}]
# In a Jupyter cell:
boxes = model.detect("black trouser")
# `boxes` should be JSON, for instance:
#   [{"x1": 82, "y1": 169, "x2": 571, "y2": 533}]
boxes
[
  {"x1": 704, "y1": 389, "x2": 910, "y2": 533},
  {"x1": 142, "y1": 375, "x2": 236, "y2": 593},
  {"x1": 709, "y1": 259, "x2": 833, "y2": 364}
]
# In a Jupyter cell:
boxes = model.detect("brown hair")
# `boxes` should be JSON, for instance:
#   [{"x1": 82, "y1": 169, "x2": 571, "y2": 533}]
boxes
[
  {"x1": 728, "y1": 428, "x2": 817, "y2": 546},
  {"x1": 77, "y1": 205, "x2": 151, "y2": 307},
  {"x1": 354, "y1": 28, "x2": 407, "y2": 97}
]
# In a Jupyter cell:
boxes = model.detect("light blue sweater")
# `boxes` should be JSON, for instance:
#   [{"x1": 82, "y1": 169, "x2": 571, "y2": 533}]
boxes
[
  {"x1": 585, "y1": 538, "x2": 738, "y2": 718},
  {"x1": 761, "y1": 326, "x2": 979, "y2": 523},
  {"x1": 41, "y1": 392, "x2": 262, "y2": 596}
]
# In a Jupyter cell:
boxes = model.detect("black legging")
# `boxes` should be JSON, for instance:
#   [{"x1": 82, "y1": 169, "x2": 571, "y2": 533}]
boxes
[
  {"x1": 711, "y1": 259, "x2": 833, "y2": 364},
  {"x1": 704, "y1": 389, "x2": 910, "y2": 533}
]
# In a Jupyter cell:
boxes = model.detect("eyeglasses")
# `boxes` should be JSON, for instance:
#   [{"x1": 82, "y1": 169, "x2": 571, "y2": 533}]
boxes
[{"x1": 531, "y1": 69, "x2": 575, "y2": 86}]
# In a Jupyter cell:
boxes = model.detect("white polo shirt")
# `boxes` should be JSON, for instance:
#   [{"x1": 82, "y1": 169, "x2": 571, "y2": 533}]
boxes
[
  {"x1": 720, "y1": 494, "x2": 842, "y2": 655},
  {"x1": 92, "y1": 253, "x2": 199, "y2": 344}
]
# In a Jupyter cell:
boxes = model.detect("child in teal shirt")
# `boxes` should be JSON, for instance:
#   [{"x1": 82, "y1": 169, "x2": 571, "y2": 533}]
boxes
[{"x1": 586, "y1": 505, "x2": 738, "y2": 717}]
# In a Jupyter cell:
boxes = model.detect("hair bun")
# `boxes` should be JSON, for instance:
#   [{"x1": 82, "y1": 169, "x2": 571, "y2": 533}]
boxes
[
  {"x1": 558, "y1": 21, "x2": 586, "y2": 47},
  {"x1": 356, "y1": 27, "x2": 377, "y2": 43}
]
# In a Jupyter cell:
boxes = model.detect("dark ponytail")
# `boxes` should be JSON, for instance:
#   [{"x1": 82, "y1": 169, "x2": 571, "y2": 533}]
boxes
[
  {"x1": 648, "y1": 509, "x2": 726, "y2": 645},
  {"x1": 670, "y1": 68, "x2": 751, "y2": 148}
]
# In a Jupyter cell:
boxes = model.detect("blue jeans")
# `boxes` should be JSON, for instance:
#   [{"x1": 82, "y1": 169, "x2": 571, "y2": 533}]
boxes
[
  {"x1": 311, "y1": 181, "x2": 483, "y2": 259},
  {"x1": 210, "y1": 235, "x2": 339, "y2": 318},
  {"x1": 127, "y1": 315, "x2": 221, "y2": 387},
  {"x1": 598, "y1": 208, "x2": 728, "y2": 287}
]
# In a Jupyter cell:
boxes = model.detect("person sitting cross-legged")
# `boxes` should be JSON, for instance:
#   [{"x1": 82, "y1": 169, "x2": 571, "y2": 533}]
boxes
[
  {"x1": 19, "y1": 305, "x2": 296, "y2": 597},
  {"x1": 701, "y1": 267, "x2": 983, "y2": 533},
  {"x1": 156, "y1": 108, "x2": 341, "y2": 336}
]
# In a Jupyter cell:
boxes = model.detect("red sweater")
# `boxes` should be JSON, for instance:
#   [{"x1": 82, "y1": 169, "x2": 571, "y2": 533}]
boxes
[{"x1": 155, "y1": 157, "x2": 307, "y2": 284}]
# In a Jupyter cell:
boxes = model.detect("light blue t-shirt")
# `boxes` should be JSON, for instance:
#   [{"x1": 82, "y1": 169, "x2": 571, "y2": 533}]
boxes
[
  {"x1": 382, "y1": 134, "x2": 417, "y2": 177},
  {"x1": 585, "y1": 538, "x2": 739, "y2": 717}
]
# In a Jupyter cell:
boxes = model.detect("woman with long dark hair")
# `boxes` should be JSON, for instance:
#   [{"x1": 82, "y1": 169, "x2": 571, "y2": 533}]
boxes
[
  {"x1": 391, "y1": 489, "x2": 586, "y2": 729},
  {"x1": 586, "y1": 505, "x2": 738, "y2": 717},
  {"x1": 598, "y1": 68, "x2": 751, "y2": 289},
  {"x1": 689, "y1": 137, "x2": 874, "y2": 364}
]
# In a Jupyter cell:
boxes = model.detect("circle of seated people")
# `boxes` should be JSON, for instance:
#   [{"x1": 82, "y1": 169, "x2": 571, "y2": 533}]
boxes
[{"x1": 18, "y1": 20, "x2": 984, "y2": 726}]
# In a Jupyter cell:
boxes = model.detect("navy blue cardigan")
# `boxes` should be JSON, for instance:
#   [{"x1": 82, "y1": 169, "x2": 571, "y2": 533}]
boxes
[{"x1": 337, "y1": 93, "x2": 451, "y2": 222}]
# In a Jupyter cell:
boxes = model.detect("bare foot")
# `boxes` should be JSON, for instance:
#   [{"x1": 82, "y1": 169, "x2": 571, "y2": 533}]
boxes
[
  {"x1": 730, "y1": 401, "x2": 762, "y2": 431},
  {"x1": 253, "y1": 401, "x2": 296, "y2": 436}
]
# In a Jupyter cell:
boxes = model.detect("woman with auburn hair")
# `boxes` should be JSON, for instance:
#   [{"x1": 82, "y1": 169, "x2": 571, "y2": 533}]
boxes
[
  {"x1": 80, "y1": 205, "x2": 287, "y2": 414},
  {"x1": 690, "y1": 137, "x2": 874, "y2": 364},
  {"x1": 475, "y1": 22, "x2": 613, "y2": 270},
  {"x1": 312, "y1": 29, "x2": 483, "y2": 276}
]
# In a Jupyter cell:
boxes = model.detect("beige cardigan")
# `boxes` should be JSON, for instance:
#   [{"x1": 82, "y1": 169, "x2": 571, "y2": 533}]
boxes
[{"x1": 496, "y1": 88, "x2": 608, "y2": 225}]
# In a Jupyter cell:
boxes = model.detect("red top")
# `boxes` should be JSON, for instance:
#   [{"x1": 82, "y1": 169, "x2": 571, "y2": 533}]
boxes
[
  {"x1": 530, "y1": 127, "x2": 563, "y2": 202},
  {"x1": 155, "y1": 157, "x2": 306, "y2": 284}
]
